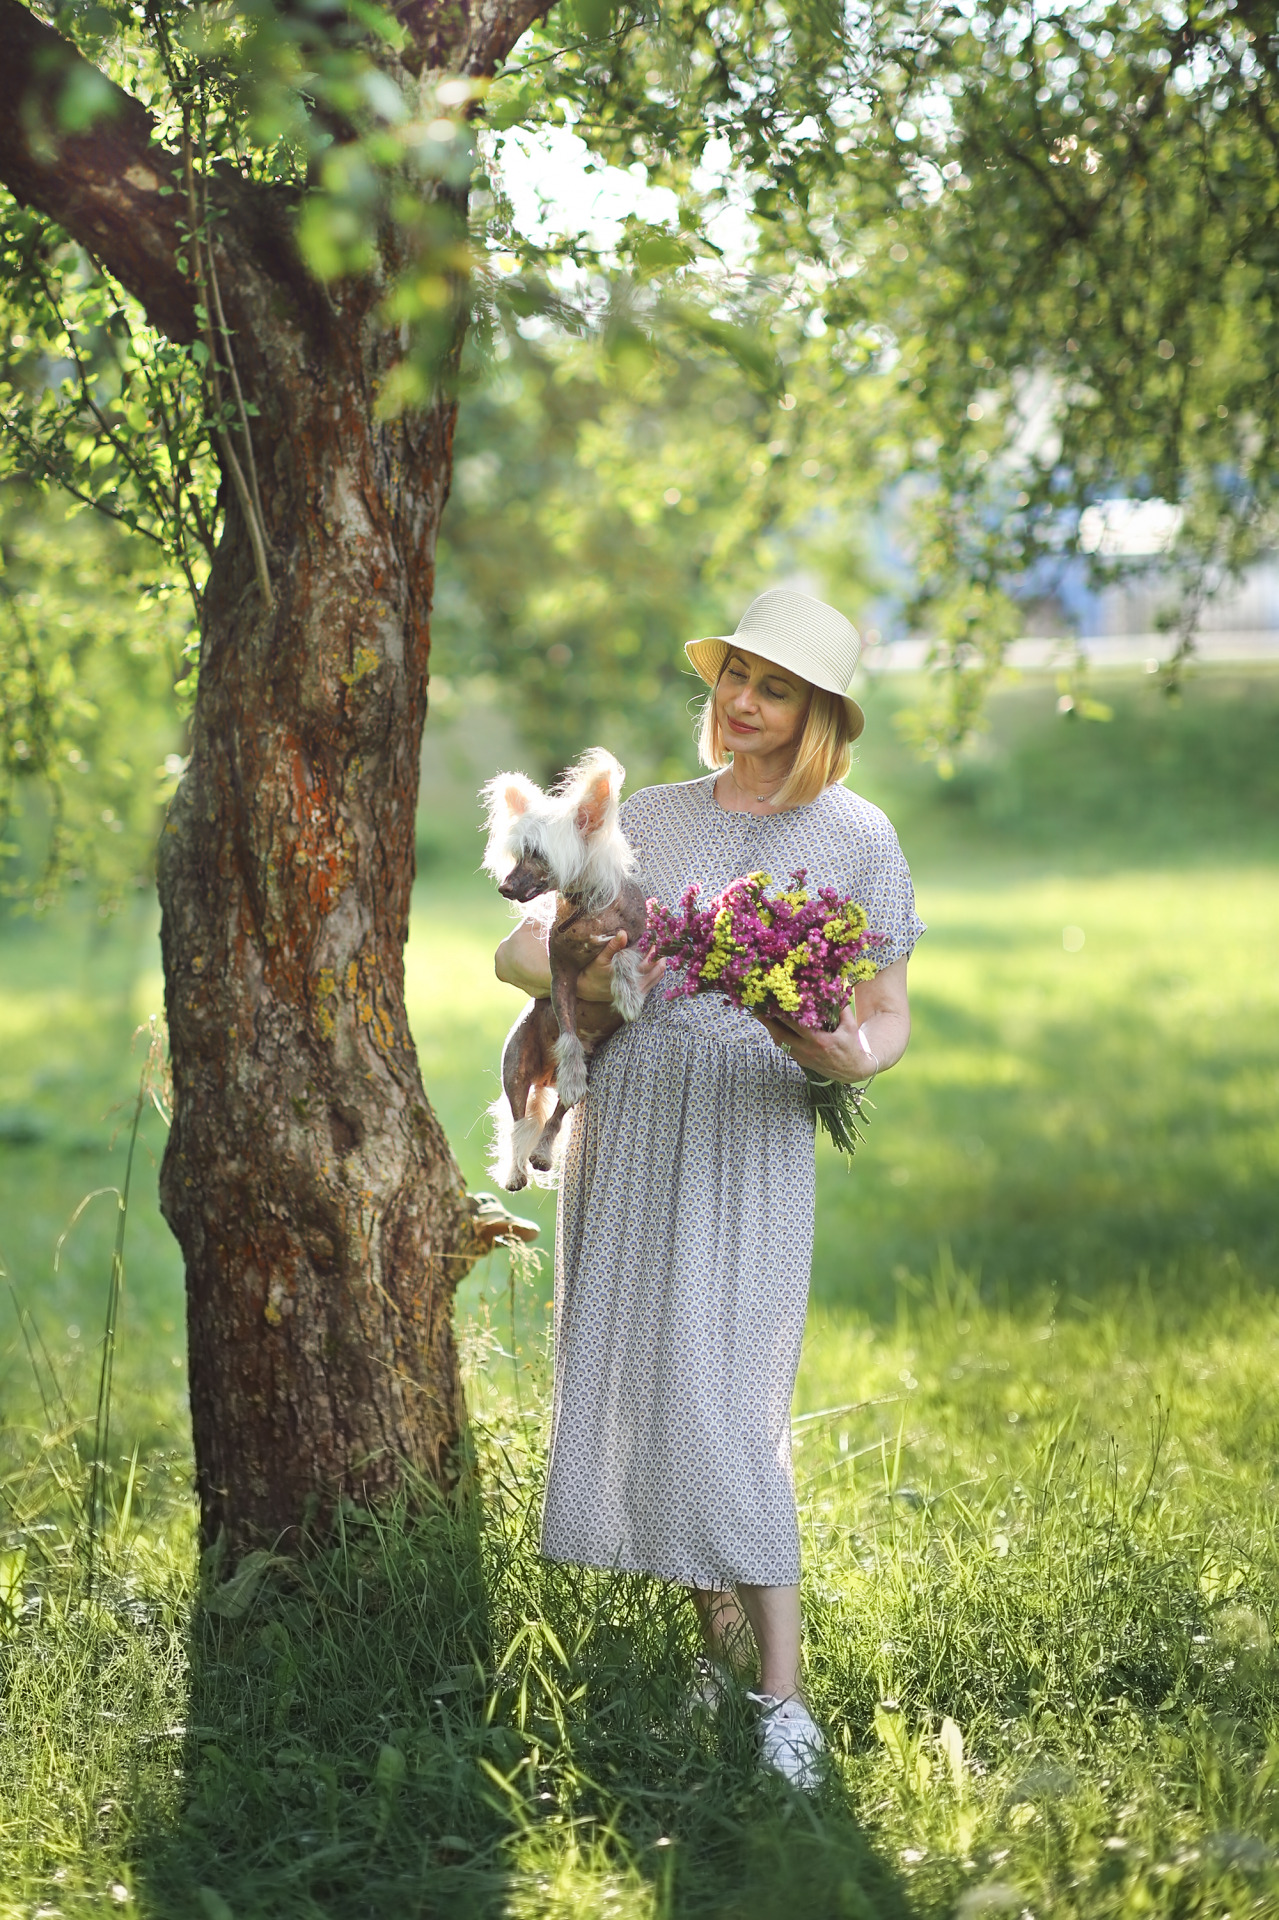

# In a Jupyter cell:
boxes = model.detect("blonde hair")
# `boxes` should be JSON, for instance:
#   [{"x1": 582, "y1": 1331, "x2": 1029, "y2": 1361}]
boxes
[{"x1": 697, "y1": 659, "x2": 854, "y2": 809}]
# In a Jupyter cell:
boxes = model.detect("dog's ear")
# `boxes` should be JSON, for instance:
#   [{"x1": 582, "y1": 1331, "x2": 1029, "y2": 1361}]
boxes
[
  {"x1": 481, "y1": 772, "x2": 536, "y2": 823},
  {"x1": 481, "y1": 771, "x2": 541, "y2": 881},
  {"x1": 574, "y1": 768, "x2": 614, "y2": 839}
]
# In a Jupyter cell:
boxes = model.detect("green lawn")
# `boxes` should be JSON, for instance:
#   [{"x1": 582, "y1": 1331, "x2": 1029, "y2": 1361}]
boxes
[{"x1": 2, "y1": 669, "x2": 1278, "y2": 1917}]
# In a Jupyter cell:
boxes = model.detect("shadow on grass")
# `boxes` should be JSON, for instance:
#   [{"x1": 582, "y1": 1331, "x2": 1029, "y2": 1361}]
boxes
[{"x1": 132, "y1": 1472, "x2": 918, "y2": 1920}]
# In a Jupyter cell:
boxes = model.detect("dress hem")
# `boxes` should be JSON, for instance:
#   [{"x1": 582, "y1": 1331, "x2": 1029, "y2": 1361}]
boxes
[{"x1": 539, "y1": 1538, "x2": 801, "y2": 1590}]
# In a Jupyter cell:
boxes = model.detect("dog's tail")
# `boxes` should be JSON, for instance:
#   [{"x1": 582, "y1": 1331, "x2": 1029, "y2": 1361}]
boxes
[
  {"x1": 554, "y1": 1031, "x2": 590, "y2": 1107},
  {"x1": 610, "y1": 946, "x2": 648, "y2": 1022},
  {"x1": 488, "y1": 1084, "x2": 559, "y2": 1192}
]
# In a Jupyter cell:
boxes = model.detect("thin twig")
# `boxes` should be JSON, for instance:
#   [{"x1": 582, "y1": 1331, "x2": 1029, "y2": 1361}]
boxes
[
  {"x1": 197, "y1": 113, "x2": 271, "y2": 595},
  {"x1": 203, "y1": 214, "x2": 268, "y2": 541},
  {"x1": 183, "y1": 109, "x2": 273, "y2": 609},
  {"x1": 24, "y1": 256, "x2": 188, "y2": 579}
]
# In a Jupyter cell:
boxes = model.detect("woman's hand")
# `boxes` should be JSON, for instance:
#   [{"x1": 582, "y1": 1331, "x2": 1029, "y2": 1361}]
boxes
[
  {"x1": 496, "y1": 923, "x2": 666, "y2": 1004},
  {"x1": 756, "y1": 957, "x2": 912, "y2": 1084},
  {"x1": 757, "y1": 1000, "x2": 878, "y2": 1083},
  {"x1": 575, "y1": 932, "x2": 666, "y2": 1003},
  {"x1": 494, "y1": 917, "x2": 552, "y2": 997}
]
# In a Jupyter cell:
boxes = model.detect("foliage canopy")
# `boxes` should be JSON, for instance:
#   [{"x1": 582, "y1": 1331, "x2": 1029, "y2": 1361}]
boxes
[{"x1": 2, "y1": 0, "x2": 1278, "y2": 893}]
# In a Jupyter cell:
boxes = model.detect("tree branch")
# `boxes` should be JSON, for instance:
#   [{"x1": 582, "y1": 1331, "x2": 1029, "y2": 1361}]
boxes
[
  {"x1": 395, "y1": 0, "x2": 556, "y2": 77},
  {"x1": 0, "y1": 0, "x2": 195, "y2": 341}
]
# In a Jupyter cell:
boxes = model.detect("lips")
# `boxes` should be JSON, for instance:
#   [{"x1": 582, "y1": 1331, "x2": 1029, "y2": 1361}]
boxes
[{"x1": 726, "y1": 715, "x2": 757, "y2": 735}]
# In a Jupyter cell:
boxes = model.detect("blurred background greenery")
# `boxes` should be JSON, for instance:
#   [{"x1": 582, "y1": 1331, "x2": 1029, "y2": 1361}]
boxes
[{"x1": 3, "y1": 629, "x2": 1276, "y2": 1443}]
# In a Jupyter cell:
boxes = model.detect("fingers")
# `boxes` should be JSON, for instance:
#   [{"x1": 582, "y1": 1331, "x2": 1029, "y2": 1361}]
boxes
[
  {"x1": 759, "y1": 1016, "x2": 822, "y2": 1059},
  {"x1": 588, "y1": 931, "x2": 628, "y2": 964}
]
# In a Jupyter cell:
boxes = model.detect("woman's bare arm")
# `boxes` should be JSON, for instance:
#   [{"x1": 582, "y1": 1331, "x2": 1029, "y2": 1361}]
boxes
[
  {"x1": 758, "y1": 956, "x2": 911, "y2": 1085},
  {"x1": 494, "y1": 917, "x2": 552, "y2": 997}
]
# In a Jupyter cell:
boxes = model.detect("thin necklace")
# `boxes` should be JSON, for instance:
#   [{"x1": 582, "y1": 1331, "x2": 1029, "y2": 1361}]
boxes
[{"x1": 729, "y1": 762, "x2": 784, "y2": 806}]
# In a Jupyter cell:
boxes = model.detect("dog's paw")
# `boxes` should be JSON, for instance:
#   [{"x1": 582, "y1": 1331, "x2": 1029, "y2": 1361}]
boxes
[{"x1": 503, "y1": 1167, "x2": 529, "y2": 1192}]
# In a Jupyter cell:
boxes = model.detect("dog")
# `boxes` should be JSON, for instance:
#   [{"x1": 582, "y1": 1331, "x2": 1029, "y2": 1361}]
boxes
[{"x1": 481, "y1": 748, "x2": 649, "y2": 1191}]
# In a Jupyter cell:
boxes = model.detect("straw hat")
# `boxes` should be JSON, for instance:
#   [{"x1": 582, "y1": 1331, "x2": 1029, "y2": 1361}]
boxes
[{"x1": 685, "y1": 589, "x2": 866, "y2": 741}]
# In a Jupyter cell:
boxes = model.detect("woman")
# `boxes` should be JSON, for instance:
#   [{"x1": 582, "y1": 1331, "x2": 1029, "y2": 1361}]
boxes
[{"x1": 494, "y1": 589, "x2": 923, "y2": 1787}]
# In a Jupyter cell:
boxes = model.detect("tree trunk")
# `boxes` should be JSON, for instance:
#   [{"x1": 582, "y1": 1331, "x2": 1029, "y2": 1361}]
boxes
[
  {"x1": 156, "y1": 208, "x2": 497, "y2": 1554},
  {"x1": 0, "y1": 0, "x2": 550, "y2": 1557}
]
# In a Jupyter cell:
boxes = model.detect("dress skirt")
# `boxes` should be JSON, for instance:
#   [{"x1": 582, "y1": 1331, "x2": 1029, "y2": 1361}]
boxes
[{"x1": 541, "y1": 996, "x2": 815, "y2": 1588}]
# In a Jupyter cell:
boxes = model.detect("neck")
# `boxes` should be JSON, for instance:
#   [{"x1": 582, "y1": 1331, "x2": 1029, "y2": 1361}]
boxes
[{"x1": 729, "y1": 749, "x2": 793, "y2": 800}]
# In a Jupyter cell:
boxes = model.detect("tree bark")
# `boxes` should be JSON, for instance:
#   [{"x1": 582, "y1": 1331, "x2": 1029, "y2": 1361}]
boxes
[
  {"x1": 0, "y1": 0, "x2": 546, "y2": 1553},
  {"x1": 157, "y1": 259, "x2": 486, "y2": 1552}
]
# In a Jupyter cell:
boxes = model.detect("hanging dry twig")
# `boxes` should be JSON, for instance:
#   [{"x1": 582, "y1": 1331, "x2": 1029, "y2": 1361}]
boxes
[{"x1": 182, "y1": 106, "x2": 273, "y2": 609}]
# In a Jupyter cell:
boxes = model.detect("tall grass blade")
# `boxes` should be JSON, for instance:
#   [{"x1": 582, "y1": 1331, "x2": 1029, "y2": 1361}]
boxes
[
  {"x1": 84, "y1": 1076, "x2": 145, "y2": 1602},
  {"x1": 4, "y1": 1263, "x2": 72, "y2": 1435}
]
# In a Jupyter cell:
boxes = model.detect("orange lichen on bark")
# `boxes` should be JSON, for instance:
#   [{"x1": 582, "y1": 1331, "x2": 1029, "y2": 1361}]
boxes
[
  {"x1": 347, "y1": 952, "x2": 402, "y2": 1057},
  {"x1": 288, "y1": 742, "x2": 348, "y2": 917}
]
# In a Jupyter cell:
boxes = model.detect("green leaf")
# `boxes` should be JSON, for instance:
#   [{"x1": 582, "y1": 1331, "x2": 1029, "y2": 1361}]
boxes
[
  {"x1": 0, "y1": 1548, "x2": 25, "y2": 1633},
  {"x1": 56, "y1": 65, "x2": 120, "y2": 136},
  {"x1": 632, "y1": 233, "x2": 696, "y2": 274},
  {"x1": 203, "y1": 1549, "x2": 284, "y2": 1620},
  {"x1": 487, "y1": 82, "x2": 540, "y2": 132},
  {"x1": 196, "y1": 1890, "x2": 235, "y2": 1920},
  {"x1": 565, "y1": 0, "x2": 614, "y2": 38},
  {"x1": 668, "y1": 305, "x2": 779, "y2": 390}
]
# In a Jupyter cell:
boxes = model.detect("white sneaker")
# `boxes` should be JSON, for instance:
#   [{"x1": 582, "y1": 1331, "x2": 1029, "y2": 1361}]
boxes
[{"x1": 749, "y1": 1691, "x2": 827, "y2": 1790}]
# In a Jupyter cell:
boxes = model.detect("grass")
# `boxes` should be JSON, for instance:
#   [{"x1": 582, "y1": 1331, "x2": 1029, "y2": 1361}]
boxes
[
  {"x1": 8, "y1": 1282, "x2": 1279, "y2": 1917},
  {"x1": 2, "y1": 667, "x2": 1278, "y2": 1917}
]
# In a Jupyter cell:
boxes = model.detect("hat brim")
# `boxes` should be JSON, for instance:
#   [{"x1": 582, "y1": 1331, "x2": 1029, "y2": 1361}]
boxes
[{"x1": 685, "y1": 635, "x2": 865, "y2": 743}]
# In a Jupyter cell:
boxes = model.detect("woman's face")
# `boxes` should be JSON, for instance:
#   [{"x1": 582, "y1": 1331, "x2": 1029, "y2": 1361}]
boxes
[{"x1": 714, "y1": 648, "x2": 811, "y2": 760}]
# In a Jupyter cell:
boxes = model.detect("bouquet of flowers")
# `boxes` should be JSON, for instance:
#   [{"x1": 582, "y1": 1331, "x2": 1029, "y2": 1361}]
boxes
[{"x1": 645, "y1": 868, "x2": 886, "y2": 1155}]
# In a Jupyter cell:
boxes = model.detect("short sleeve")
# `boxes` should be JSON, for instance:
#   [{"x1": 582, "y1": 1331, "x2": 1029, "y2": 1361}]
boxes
[{"x1": 847, "y1": 810, "x2": 925, "y2": 970}]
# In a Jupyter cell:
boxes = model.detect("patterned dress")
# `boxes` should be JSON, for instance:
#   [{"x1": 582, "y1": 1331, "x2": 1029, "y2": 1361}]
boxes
[{"x1": 540, "y1": 774, "x2": 925, "y2": 1589}]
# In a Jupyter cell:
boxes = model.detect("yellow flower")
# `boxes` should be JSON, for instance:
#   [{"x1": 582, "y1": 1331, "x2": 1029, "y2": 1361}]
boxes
[
  {"x1": 740, "y1": 965, "x2": 768, "y2": 1007},
  {"x1": 824, "y1": 904, "x2": 869, "y2": 944},
  {"x1": 699, "y1": 905, "x2": 740, "y2": 981},
  {"x1": 762, "y1": 962, "x2": 802, "y2": 1012}
]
